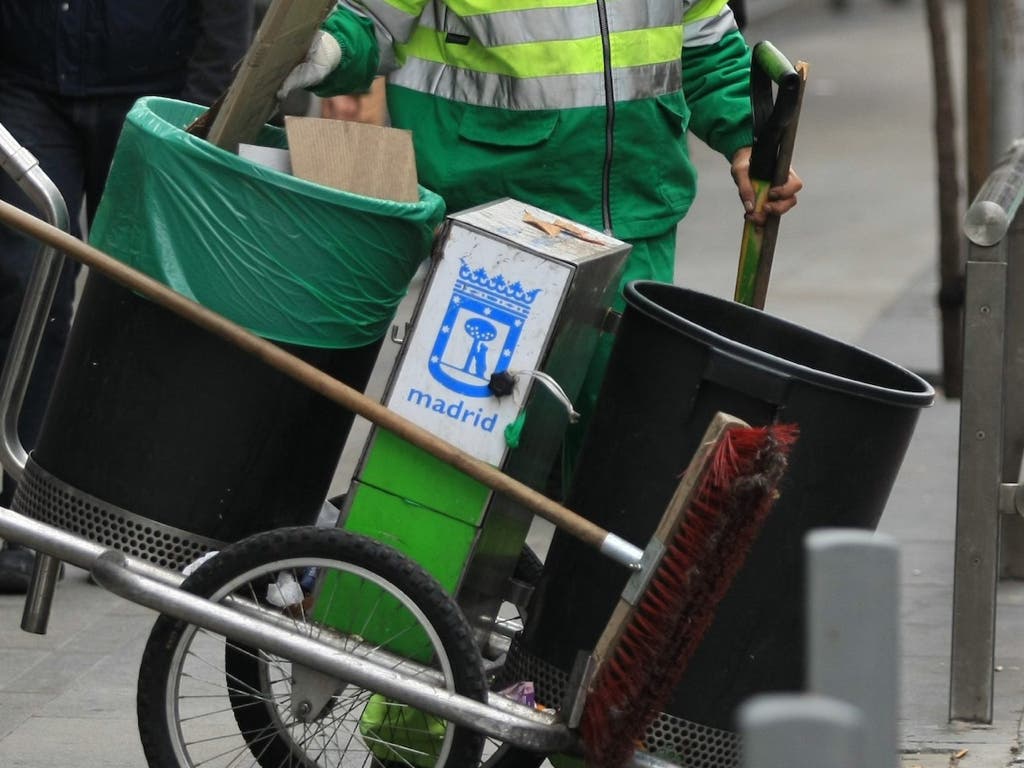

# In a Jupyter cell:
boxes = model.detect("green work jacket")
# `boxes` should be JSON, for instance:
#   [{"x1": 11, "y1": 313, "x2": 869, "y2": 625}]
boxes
[{"x1": 317, "y1": 0, "x2": 753, "y2": 241}]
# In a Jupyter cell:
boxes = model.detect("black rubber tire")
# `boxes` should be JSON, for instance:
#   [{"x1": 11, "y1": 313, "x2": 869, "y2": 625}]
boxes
[{"x1": 137, "y1": 526, "x2": 487, "y2": 768}]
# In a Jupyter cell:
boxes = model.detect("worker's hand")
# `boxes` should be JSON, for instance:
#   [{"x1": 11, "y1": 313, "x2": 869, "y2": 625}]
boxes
[
  {"x1": 730, "y1": 146, "x2": 803, "y2": 226},
  {"x1": 277, "y1": 31, "x2": 342, "y2": 100}
]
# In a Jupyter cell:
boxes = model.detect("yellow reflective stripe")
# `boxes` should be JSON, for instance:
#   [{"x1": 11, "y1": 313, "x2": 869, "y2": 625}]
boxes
[
  {"x1": 400, "y1": 24, "x2": 682, "y2": 76},
  {"x1": 610, "y1": 26, "x2": 685, "y2": 68},
  {"x1": 684, "y1": 0, "x2": 730, "y2": 22},
  {"x1": 401, "y1": 26, "x2": 605, "y2": 75}
]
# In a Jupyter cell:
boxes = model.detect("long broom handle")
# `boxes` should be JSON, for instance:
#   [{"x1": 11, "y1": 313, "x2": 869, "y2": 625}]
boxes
[
  {"x1": 747, "y1": 60, "x2": 809, "y2": 309},
  {"x1": 0, "y1": 199, "x2": 645, "y2": 569},
  {"x1": 734, "y1": 43, "x2": 805, "y2": 309}
]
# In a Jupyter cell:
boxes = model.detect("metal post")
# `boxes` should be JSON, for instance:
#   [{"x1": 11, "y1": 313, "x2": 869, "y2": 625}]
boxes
[
  {"x1": 738, "y1": 694, "x2": 863, "y2": 768},
  {"x1": 992, "y1": 0, "x2": 1024, "y2": 578},
  {"x1": 805, "y1": 529, "x2": 900, "y2": 768},
  {"x1": 0, "y1": 123, "x2": 69, "y2": 483},
  {"x1": 950, "y1": 139, "x2": 1024, "y2": 721},
  {"x1": 999, "y1": 204, "x2": 1024, "y2": 578},
  {"x1": 0, "y1": 121, "x2": 71, "y2": 635}
]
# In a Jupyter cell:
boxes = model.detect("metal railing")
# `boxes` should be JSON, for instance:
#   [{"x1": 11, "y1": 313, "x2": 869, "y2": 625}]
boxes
[
  {"x1": 0, "y1": 122, "x2": 71, "y2": 634},
  {"x1": 950, "y1": 137, "x2": 1024, "y2": 723}
]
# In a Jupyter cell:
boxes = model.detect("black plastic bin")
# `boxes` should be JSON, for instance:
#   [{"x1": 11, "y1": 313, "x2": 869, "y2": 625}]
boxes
[
  {"x1": 9, "y1": 97, "x2": 445, "y2": 572},
  {"x1": 13, "y1": 274, "x2": 381, "y2": 570},
  {"x1": 523, "y1": 280, "x2": 934, "y2": 735}
]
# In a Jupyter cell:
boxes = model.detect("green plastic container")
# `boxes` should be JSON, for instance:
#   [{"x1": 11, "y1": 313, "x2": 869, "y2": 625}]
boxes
[{"x1": 90, "y1": 96, "x2": 446, "y2": 349}]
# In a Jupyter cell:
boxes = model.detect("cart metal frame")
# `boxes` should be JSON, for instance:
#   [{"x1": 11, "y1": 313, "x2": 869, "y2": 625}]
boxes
[{"x1": 0, "y1": 120, "x2": 683, "y2": 768}]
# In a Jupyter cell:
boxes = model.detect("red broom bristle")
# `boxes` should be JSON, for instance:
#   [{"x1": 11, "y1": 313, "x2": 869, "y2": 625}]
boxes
[{"x1": 579, "y1": 422, "x2": 798, "y2": 768}]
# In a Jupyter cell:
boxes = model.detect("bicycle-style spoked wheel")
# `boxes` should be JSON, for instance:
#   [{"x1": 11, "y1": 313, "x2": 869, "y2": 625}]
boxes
[
  {"x1": 477, "y1": 544, "x2": 550, "y2": 768},
  {"x1": 136, "y1": 526, "x2": 487, "y2": 767}
]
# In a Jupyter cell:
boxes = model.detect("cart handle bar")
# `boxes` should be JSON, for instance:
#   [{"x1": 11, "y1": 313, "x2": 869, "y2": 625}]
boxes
[{"x1": 0, "y1": 199, "x2": 644, "y2": 569}]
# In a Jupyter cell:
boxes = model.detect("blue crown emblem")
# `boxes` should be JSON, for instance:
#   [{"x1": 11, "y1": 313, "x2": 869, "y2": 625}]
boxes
[
  {"x1": 428, "y1": 259, "x2": 543, "y2": 397},
  {"x1": 459, "y1": 260, "x2": 542, "y2": 310}
]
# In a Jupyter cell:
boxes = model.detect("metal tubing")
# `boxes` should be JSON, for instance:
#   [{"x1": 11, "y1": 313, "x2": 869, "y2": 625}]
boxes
[
  {"x1": 998, "y1": 207, "x2": 1024, "y2": 576},
  {"x1": 89, "y1": 547, "x2": 577, "y2": 754},
  {"x1": 0, "y1": 507, "x2": 572, "y2": 750},
  {"x1": 950, "y1": 250, "x2": 1007, "y2": 722},
  {"x1": 0, "y1": 122, "x2": 73, "y2": 635},
  {"x1": 0, "y1": 505, "x2": 182, "y2": 586},
  {"x1": 0, "y1": 506, "x2": 521, "y2": 695},
  {"x1": 963, "y1": 138, "x2": 1024, "y2": 247},
  {"x1": 0, "y1": 122, "x2": 70, "y2": 483}
]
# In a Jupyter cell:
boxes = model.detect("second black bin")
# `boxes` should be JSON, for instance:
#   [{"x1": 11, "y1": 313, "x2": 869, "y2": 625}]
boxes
[{"x1": 523, "y1": 280, "x2": 934, "y2": 738}]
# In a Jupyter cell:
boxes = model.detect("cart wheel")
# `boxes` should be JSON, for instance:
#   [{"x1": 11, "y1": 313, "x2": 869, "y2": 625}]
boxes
[
  {"x1": 136, "y1": 526, "x2": 487, "y2": 768},
  {"x1": 474, "y1": 544, "x2": 550, "y2": 767}
]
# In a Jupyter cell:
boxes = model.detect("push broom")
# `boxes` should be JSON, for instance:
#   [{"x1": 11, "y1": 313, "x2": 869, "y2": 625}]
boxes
[{"x1": 0, "y1": 198, "x2": 797, "y2": 766}]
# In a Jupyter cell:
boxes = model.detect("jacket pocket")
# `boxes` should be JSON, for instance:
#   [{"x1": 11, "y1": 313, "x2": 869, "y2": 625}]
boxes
[
  {"x1": 457, "y1": 108, "x2": 560, "y2": 148},
  {"x1": 653, "y1": 92, "x2": 690, "y2": 137}
]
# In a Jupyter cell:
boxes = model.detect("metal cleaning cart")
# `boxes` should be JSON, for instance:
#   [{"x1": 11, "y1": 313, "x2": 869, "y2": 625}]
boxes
[{"x1": 0, "y1": 54, "x2": 934, "y2": 768}]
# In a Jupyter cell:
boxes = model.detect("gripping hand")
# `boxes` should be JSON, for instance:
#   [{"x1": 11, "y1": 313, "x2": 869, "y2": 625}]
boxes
[{"x1": 277, "y1": 31, "x2": 342, "y2": 100}]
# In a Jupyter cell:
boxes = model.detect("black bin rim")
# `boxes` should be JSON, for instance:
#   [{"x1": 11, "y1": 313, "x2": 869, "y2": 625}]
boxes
[{"x1": 625, "y1": 280, "x2": 936, "y2": 409}]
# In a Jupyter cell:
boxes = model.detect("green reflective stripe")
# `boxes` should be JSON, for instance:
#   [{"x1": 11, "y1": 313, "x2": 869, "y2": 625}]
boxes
[
  {"x1": 387, "y1": 59, "x2": 681, "y2": 109},
  {"x1": 683, "y1": 6, "x2": 738, "y2": 46}
]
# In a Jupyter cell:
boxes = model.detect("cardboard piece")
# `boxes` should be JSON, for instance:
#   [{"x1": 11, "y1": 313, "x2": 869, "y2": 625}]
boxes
[
  {"x1": 205, "y1": 0, "x2": 336, "y2": 152},
  {"x1": 284, "y1": 116, "x2": 419, "y2": 203}
]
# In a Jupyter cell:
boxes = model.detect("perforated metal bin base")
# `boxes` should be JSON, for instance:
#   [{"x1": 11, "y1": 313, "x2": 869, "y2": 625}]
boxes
[
  {"x1": 13, "y1": 456, "x2": 221, "y2": 572},
  {"x1": 497, "y1": 638, "x2": 742, "y2": 768}
]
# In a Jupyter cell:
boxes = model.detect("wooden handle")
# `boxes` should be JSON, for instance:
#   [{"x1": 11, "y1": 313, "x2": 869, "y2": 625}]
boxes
[{"x1": 0, "y1": 199, "x2": 616, "y2": 554}]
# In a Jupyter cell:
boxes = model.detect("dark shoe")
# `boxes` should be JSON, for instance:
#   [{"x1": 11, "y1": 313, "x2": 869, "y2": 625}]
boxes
[
  {"x1": 0, "y1": 546, "x2": 35, "y2": 594},
  {"x1": 0, "y1": 545, "x2": 63, "y2": 594}
]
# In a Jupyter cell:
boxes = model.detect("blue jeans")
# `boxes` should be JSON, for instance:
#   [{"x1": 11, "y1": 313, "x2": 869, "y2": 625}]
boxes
[{"x1": 0, "y1": 79, "x2": 141, "y2": 507}]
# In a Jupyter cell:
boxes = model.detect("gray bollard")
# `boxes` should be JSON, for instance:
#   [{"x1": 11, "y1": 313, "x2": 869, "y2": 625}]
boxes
[
  {"x1": 739, "y1": 693, "x2": 864, "y2": 768},
  {"x1": 805, "y1": 528, "x2": 901, "y2": 768}
]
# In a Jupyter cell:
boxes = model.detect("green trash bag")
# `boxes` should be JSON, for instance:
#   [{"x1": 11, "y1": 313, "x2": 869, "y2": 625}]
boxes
[{"x1": 90, "y1": 97, "x2": 446, "y2": 349}]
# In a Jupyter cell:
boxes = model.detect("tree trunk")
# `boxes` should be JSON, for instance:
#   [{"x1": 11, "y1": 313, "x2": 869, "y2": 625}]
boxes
[{"x1": 924, "y1": 0, "x2": 965, "y2": 398}]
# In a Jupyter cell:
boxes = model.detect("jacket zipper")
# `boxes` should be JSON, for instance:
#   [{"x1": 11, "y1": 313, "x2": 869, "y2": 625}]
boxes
[{"x1": 596, "y1": 0, "x2": 615, "y2": 234}]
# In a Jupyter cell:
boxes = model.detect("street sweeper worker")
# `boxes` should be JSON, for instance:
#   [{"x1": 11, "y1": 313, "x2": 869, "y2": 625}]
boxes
[{"x1": 279, "y1": 0, "x2": 802, "y2": 482}]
